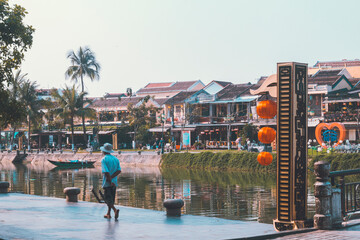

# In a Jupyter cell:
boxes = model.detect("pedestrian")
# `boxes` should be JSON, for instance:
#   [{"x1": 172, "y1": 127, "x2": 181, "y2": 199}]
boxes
[
  {"x1": 235, "y1": 136, "x2": 242, "y2": 151},
  {"x1": 246, "y1": 138, "x2": 251, "y2": 151},
  {"x1": 100, "y1": 143, "x2": 121, "y2": 220}
]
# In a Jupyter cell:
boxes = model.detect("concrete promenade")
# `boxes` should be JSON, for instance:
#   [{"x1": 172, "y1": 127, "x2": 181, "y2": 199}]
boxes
[
  {"x1": 0, "y1": 193, "x2": 276, "y2": 240},
  {"x1": 1, "y1": 193, "x2": 360, "y2": 239}
]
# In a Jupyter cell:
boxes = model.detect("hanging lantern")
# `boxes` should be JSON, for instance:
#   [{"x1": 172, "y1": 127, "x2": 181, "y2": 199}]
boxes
[
  {"x1": 256, "y1": 100, "x2": 277, "y2": 119},
  {"x1": 258, "y1": 127, "x2": 276, "y2": 144},
  {"x1": 257, "y1": 152, "x2": 273, "y2": 166}
]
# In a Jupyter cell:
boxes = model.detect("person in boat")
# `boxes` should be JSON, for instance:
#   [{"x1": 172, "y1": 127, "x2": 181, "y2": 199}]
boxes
[{"x1": 100, "y1": 143, "x2": 121, "y2": 220}]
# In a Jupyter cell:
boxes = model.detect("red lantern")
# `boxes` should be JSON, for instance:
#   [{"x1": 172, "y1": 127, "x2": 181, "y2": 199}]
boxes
[
  {"x1": 258, "y1": 127, "x2": 276, "y2": 144},
  {"x1": 256, "y1": 100, "x2": 277, "y2": 119},
  {"x1": 257, "y1": 152, "x2": 273, "y2": 166}
]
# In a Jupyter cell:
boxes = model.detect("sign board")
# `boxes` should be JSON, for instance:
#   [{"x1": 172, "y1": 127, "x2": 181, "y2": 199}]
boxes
[
  {"x1": 182, "y1": 131, "x2": 191, "y2": 148},
  {"x1": 49, "y1": 135, "x2": 54, "y2": 146}
]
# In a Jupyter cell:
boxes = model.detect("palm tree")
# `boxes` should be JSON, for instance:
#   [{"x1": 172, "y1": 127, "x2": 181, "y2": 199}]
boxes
[
  {"x1": 65, "y1": 47, "x2": 100, "y2": 144},
  {"x1": 51, "y1": 85, "x2": 96, "y2": 150},
  {"x1": 7, "y1": 70, "x2": 27, "y2": 150},
  {"x1": 18, "y1": 80, "x2": 44, "y2": 150}
]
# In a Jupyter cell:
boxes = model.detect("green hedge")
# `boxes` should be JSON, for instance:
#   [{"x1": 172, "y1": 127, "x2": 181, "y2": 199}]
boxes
[
  {"x1": 160, "y1": 168, "x2": 276, "y2": 188},
  {"x1": 309, "y1": 153, "x2": 360, "y2": 171},
  {"x1": 160, "y1": 151, "x2": 276, "y2": 172}
]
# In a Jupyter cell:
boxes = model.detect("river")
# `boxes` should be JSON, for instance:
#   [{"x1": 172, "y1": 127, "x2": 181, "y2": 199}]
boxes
[{"x1": 0, "y1": 163, "x2": 315, "y2": 224}]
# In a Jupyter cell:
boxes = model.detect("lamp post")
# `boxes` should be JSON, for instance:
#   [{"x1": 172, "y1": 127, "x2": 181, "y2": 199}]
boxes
[{"x1": 161, "y1": 111, "x2": 165, "y2": 154}]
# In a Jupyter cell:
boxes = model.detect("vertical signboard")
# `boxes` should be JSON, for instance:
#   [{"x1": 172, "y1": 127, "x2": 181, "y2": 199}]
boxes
[
  {"x1": 182, "y1": 131, "x2": 191, "y2": 148},
  {"x1": 274, "y1": 62, "x2": 308, "y2": 231}
]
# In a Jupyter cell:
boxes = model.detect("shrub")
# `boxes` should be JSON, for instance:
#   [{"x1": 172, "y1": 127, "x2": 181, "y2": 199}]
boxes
[{"x1": 161, "y1": 151, "x2": 276, "y2": 172}]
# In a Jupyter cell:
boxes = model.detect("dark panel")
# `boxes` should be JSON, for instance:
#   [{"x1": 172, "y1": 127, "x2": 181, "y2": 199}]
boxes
[{"x1": 294, "y1": 65, "x2": 308, "y2": 220}]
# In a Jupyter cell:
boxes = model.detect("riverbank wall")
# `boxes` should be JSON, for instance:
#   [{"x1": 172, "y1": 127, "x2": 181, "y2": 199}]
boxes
[{"x1": 0, "y1": 152, "x2": 161, "y2": 168}]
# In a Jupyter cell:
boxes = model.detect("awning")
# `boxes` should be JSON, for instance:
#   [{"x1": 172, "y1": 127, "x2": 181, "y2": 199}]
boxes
[
  {"x1": 171, "y1": 128, "x2": 196, "y2": 132},
  {"x1": 208, "y1": 96, "x2": 259, "y2": 104},
  {"x1": 148, "y1": 127, "x2": 170, "y2": 133},
  {"x1": 323, "y1": 98, "x2": 360, "y2": 103}
]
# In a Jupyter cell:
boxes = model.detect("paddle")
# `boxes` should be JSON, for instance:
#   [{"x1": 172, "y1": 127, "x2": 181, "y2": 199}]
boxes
[{"x1": 91, "y1": 188, "x2": 105, "y2": 203}]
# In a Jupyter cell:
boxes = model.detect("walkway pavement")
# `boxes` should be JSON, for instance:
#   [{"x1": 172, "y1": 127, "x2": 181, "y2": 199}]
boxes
[
  {"x1": 0, "y1": 193, "x2": 276, "y2": 240},
  {"x1": 1, "y1": 193, "x2": 359, "y2": 240}
]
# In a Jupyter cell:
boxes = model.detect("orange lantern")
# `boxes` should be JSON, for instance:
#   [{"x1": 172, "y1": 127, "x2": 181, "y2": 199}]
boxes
[
  {"x1": 257, "y1": 152, "x2": 273, "y2": 166},
  {"x1": 256, "y1": 100, "x2": 277, "y2": 119},
  {"x1": 258, "y1": 127, "x2": 276, "y2": 144}
]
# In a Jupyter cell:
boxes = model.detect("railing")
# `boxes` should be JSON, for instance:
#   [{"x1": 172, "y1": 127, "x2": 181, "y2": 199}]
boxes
[{"x1": 330, "y1": 168, "x2": 360, "y2": 218}]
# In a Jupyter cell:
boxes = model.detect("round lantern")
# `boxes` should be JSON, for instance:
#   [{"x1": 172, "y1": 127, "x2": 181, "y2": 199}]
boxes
[
  {"x1": 257, "y1": 152, "x2": 273, "y2": 166},
  {"x1": 256, "y1": 100, "x2": 277, "y2": 119},
  {"x1": 258, "y1": 127, "x2": 276, "y2": 144}
]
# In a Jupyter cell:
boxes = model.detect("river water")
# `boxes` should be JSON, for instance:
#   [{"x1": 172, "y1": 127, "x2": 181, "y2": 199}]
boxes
[{"x1": 0, "y1": 164, "x2": 315, "y2": 224}]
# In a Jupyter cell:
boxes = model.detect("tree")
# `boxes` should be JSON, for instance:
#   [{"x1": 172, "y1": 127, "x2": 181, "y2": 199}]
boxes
[
  {"x1": 65, "y1": 47, "x2": 100, "y2": 144},
  {"x1": 127, "y1": 96, "x2": 159, "y2": 148},
  {"x1": 51, "y1": 85, "x2": 96, "y2": 150},
  {"x1": 18, "y1": 80, "x2": 45, "y2": 150},
  {"x1": 5, "y1": 70, "x2": 27, "y2": 150},
  {"x1": 0, "y1": 0, "x2": 34, "y2": 88},
  {"x1": 0, "y1": 0, "x2": 34, "y2": 149},
  {"x1": 240, "y1": 124, "x2": 258, "y2": 145}
]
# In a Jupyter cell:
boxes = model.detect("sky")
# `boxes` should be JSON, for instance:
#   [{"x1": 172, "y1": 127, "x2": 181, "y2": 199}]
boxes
[{"x1": 10, "y1": 0, "x2": 360, "y2": 97}]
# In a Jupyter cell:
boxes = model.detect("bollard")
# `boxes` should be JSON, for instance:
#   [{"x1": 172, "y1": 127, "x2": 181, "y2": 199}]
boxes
[
  {"x1": 163, "y1": 199, "x2": 184, "y2": 217},
  {"x1": 0, "y1": 181, "x2": 10, "y2": 193},
  {"x1": 64, "y1": 187, "x2": 80, "y2": 202},
  {"x1": 138, "y1": 151, "x2": 141, "y2": 155},
  {"x1": 60, "y1": 149, "x2": 63, "y2": 154},
  {"x1": 314, "y1": 161, "x2": 332, "y2": 229},
  {"x1": 118, "y1": 151, "x2": 121, "y2": 155}
]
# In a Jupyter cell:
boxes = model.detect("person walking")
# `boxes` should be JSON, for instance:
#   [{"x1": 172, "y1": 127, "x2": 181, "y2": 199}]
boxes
[
  {"x1": 101, "y1": 143, "x2": 121, "y2": 220},
  {"x1": 235, "y1": 136, "x2": 242, "y2": 151}
]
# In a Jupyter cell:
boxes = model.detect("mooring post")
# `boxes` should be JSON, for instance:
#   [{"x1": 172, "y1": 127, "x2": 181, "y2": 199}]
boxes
[
  {"x1": 163, "y1": 199, "x2": 184, "y2": 217},
  {"x1": 314, "y1": 161, "x2": 332, "y2": 229},
  {"x1": 64, "y1": 187, "x2": 80, "y2": 202},
  {"x1": 0, "y1": 181, "x2": 10, "y2": 193}
]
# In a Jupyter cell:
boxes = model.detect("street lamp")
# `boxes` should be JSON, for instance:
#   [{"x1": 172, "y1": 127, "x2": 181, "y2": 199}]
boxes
[{"x1": 161, "y1": 111, "x2": 165, "y2": 154}]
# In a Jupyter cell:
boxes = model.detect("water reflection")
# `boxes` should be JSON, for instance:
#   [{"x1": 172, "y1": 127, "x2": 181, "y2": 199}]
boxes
[{"x1": 0, "y1": 163, "x2": 314, "y2": 224}]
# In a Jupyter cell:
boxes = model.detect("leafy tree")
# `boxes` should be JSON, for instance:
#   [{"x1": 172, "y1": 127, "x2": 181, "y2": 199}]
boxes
[
  {"x1": 127, "y1": 96, "x2": 159, "y2": 148},
  {"x1": 51, "y1": 85, "x2": 96, "y2": 150},
  {"x1": 18, "y1": 80, "x2": 45, "y2": 150},
  {"x1": 240, "y1": 124, "x2": 258, "y2": 145},
  {"x1": 65, "y1": 46, "x2": 100, "y2": 144},
  {"x1": 0, "y1": 0, "x2": 34, "y2": 87}
]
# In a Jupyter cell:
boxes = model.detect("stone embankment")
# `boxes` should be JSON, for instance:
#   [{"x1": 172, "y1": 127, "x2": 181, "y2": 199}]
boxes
[{"x1": 0, "y1": 152, "x2": 161, "y2": 168}]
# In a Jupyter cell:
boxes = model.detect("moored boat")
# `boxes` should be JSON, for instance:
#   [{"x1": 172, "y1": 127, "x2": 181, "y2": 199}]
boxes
[{"x1": 48, "y1": 159, "x2": 96, "y2": 168}]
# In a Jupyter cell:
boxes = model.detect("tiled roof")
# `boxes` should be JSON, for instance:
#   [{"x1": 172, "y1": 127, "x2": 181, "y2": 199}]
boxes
[
  {"x1": 103, "y1": 93, "x2": 126, "y2": 98},
  {"x1": 145, "y1": 82, "x2": 173, "y2": 88},
  {"x1": 314, "y1": 59, "x2": 360, "y2": 68},
  {"x1": 153, "y1": 98, "x2": 169, "y2": 106},
  {"x1": 164, "y1": 91, "x2": 196, "y2": 105},
  {"x1": 217, "y1": 83, "x2": 253, "y2": 100},
  {"x1": 212, "y1": 80, "x2": 232, "y2": 87},
  {"x1": 309, "y1": 69, "x2": 342, "y2": 85},
  {"x1": 90, "y1": 97, "x2": 143, "y2": 109},
  {"x1": 136, "y1": 81, "x2": 199, "y2": 94}
]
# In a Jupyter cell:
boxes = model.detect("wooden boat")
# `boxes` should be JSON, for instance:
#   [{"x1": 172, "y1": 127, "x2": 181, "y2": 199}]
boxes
[{"x1": 48, "y1": 159, "x2": 96, "y2": 168}]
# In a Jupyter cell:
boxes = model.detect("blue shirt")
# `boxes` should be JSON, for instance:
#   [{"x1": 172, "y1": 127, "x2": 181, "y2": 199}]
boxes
[{"x1": 101, "y1": 154, "x2": 121, "y2": 188}]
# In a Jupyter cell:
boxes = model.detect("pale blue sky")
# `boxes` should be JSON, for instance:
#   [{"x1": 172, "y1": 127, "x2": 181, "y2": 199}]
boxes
[{"x1": 12, "y1": 0, "x2": 360, "y2": 97}]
